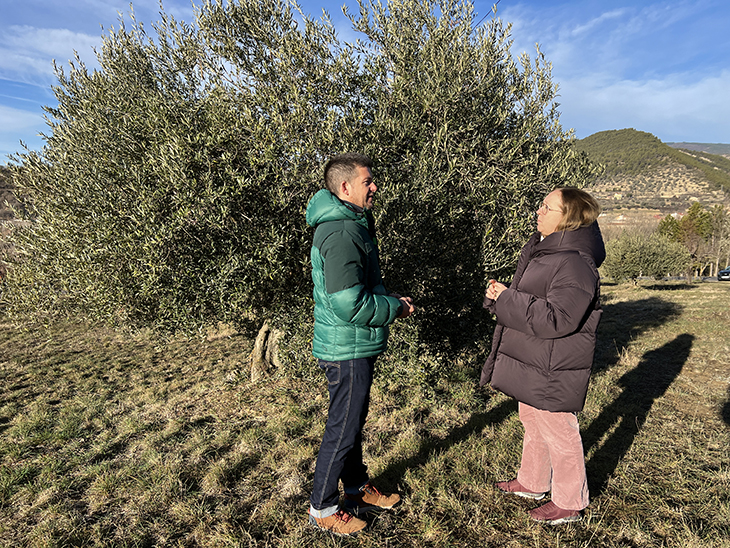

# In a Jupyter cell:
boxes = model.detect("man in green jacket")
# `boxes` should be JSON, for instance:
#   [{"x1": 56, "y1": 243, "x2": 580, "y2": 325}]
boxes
[{"x1": 305, "y1": 153, "x2": 414, "y2": 536}]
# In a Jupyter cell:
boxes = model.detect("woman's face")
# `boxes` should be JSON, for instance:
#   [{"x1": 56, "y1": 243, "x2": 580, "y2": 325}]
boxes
[{"x1": 536, "y1": 189, "x2": 564, "y2": 237}]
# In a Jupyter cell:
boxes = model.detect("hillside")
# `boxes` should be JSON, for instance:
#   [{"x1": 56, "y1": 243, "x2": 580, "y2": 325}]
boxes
[
  {"x1": 666, "y1": 142, "x2": 730, "y2": 158},
  {"x1": 574, "y1": 130, "x2": 730, "y2": 227}
]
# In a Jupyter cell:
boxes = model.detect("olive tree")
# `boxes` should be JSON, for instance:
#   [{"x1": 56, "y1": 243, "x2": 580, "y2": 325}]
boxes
[{"x1": 5, "y1": 0, "x2": 598, "y2": 373}]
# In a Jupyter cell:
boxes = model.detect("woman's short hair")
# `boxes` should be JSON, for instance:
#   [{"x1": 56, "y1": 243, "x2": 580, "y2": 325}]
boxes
[
  {"x1": 324, "y1": 153, "x2": 373, "y2": 195},
  {"x1": 556, "y1": 187, "x2": 601, "y2": 231}
]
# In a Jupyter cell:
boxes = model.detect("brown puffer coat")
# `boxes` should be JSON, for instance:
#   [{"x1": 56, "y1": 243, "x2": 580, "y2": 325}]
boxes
[{"x1": 480, "y1": 223, "x2": 605, "y2": 413}]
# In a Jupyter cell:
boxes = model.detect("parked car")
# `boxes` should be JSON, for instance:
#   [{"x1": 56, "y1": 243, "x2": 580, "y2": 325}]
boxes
[{"x1": 719, "y1": 267, "x2": 730, "y2": 281}]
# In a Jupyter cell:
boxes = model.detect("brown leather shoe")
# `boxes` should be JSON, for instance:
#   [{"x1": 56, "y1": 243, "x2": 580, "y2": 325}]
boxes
[
  {"x1": 495, "y1": 478, "x2": 547, "y2": 500},
  {"x1": 344, "y1": 482, "x2": 401, "y2": 514},
  {"x1": 308, "y1": 508, "x2": 367, "y2": 536},
  {"x1": 529, "y1": 501, "x2": 582, "y2": 525}
]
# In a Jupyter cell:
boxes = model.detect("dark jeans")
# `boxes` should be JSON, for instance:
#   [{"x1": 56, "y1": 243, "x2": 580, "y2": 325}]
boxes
[{"x1": 309, "y1": 356, "x2": 376, "y2": 515}]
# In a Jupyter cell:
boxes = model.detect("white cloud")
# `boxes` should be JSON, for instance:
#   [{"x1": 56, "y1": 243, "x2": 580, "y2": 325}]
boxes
[
  {"x1": 2, "y1": 25, "x2": 99, "y2": 58},
  {"x1": 498, "y1": 1, "x2": 730, "y2": 142},
  {"x1": 0, "y1": 104, "x2": 46, "y2": 160},
  {"x1": 0, "y1": 25, "x2": 101, "y2": 85},
  {"x1": 0, "y1": 0, "x2": 197, "y2": 87},
  {"x1": 558, "y1": 70, "x2": 730, "y2": 142},
  {"x1": 0, "y1": 104, "x2": 44, "y2": 132},
  {"x1": 568, "y1": 9, "x2": 626, "y2": 38}
]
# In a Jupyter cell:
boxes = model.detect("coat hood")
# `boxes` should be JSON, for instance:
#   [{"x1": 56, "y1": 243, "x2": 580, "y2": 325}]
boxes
[
  {"x1": 306, "y1": 189, "x2": 363, "y2": 229},
  {"x1": 535, "y1": 222, "x2": 606, "y2": 269}
]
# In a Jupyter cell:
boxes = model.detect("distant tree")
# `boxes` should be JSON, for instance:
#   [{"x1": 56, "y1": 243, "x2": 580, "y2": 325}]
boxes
[
  {"x1": 679, "y1": 202, "x2": 713, "y2": 258},
  {"x1": 708, "y1": 204, "x2": 730, "y2": 273},
  {"x1": 602, "y1": 231, "x2": 691, "y2": 283},
  {"x1": 657, "y1": 214, "x2": 681, "y2": 242},
  {"x1": 659, "y1": 202, "x2": 730, "y2": 277}
]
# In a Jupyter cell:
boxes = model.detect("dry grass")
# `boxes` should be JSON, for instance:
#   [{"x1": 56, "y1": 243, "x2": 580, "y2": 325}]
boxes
[{"x1": 1, "y1": 281, "x2": 729, "y2": 547}]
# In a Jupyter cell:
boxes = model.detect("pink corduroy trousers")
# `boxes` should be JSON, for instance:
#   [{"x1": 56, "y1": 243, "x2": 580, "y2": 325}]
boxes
[{"x1": 515, "y1": 402, "x2": 590, "y2": 511}]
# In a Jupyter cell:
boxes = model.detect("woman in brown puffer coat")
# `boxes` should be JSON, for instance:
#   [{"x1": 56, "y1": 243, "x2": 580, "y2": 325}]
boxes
[{"x1": 481, "y1": 187, "x2": 605, "y2": 525}]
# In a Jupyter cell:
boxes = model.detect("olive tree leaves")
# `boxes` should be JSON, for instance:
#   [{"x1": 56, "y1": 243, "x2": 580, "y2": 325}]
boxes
[{"x1": 6, "y1": 0, "x2": 597, "y2": 353}]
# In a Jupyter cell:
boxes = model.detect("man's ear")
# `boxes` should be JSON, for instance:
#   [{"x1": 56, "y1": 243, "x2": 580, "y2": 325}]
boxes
[{"x1": 338, "y1": 179, "x2": 350, "y2": 197}]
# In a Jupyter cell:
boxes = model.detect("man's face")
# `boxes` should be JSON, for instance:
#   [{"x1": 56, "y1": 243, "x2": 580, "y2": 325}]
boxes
[{"x1": 344, "y1": 166, "x2": 377, "y2": 209}]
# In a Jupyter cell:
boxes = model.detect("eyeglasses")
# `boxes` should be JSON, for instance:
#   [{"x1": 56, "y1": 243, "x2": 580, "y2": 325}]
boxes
[{"x1": 537, "y1": 201, "x2": 563, "y2": 214}]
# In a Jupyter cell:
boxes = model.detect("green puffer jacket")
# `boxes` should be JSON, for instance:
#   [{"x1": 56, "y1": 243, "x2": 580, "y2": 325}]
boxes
[{"x1": 306, "y1": 189, "x2": 402, "y2": 361}]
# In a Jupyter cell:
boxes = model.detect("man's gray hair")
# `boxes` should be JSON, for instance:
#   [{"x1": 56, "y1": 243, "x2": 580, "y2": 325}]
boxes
[{"x1": 323, "y1": 153, "x2": 373, "y2": 194}]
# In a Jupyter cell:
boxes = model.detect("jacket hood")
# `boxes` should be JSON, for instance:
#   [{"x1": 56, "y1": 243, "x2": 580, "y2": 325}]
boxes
[
  {"x1": 306, "y1": 189, "x2": 363, "y2": 228},
  {"x1": 535, "y1": 222, "x2": 606, "y2": 268}
]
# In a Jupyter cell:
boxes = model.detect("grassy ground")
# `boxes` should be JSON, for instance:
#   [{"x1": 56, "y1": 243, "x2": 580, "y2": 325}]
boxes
[{"x1": 1, "y1": 281, "x2": 729, "y2": 547}]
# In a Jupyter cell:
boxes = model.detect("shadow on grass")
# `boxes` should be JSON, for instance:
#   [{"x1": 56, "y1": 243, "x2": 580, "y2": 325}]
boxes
[
  {"x1": 593, "y1": 297, "x2": 683, "y2": 374},
  {"x1": 584, "y1": 333, "x2": 694, "y2": 498},
  {"x1": 642, "y1": 283, "x2": 696, "y2": 291},
  {"x1": 375, "y1": 397, "x2": 518, "y2": 489},
  {"x1": 722, "y1": 387, "x2": 730, "y2": 426},
  {"x1": 375, "y1": 298, "x2": 686, "y2": 493}
]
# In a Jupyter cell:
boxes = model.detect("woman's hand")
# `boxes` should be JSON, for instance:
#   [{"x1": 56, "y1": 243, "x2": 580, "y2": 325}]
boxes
[{"x1": 486, "y1": 279, "x2": 508, "y2": 301}]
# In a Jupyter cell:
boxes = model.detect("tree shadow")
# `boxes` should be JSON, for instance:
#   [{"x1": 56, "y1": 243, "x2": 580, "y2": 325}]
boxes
[
  {"x1": 584, "y1": 333, "x2": 694, "y2": 497},
  {"x1": 593, "y1": 297, "x2": 683, "y2": 374},
  {"x1": 642, "y1": 283, "x2": 697, "y2": 291},
  {"x1": 374, "y1": 397, "x2": 518, "y2": 489}
]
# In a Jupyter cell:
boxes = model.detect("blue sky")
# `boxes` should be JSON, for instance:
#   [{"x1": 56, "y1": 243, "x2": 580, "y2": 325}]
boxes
[{"x1": 1, "y1": 0, "x2": 729, "y2": 163}]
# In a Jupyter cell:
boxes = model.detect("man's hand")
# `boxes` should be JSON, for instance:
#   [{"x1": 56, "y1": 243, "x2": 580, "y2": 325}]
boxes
[{"x1": 397, "y1": 296, "x2": 415, "y2": 318}]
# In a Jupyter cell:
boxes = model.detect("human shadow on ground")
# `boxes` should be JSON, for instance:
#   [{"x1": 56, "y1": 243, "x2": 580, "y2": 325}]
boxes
[
  {"x1": 593, "y1": 297, "x2": 683, "y2": 374},
  {"x1": 374, "y1": 397, "x2": 518, "y2": 490},
  {"x1": 584, "y1": 333, "x2": 694, "y2": 498},
  {"x1": 376, "y1": 297, "x2": 683, "y2": 489}
]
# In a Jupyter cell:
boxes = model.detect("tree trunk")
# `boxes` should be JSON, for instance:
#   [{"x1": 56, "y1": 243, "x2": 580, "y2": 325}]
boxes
[
  {"x1": 265, "y1": 328, "x2": 283, "y2": 369},
  {"x1": 250, "y1": 322, "x2": 270, "y2": 382},
  {"x1": 250, "y1": 322, "x2": 283, "y2": 381}
]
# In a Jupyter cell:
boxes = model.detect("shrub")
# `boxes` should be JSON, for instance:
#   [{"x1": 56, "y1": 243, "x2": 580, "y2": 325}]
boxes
[{"x1": 602, "y1": 231, "x2": 692, "y2": 283}]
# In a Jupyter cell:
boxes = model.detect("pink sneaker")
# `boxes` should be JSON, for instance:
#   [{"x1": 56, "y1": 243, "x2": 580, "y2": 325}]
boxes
[
  {"x1": 495, "y1": 478, "x2": 547, "y2": 500},
  {"x1": 529, "y1": 501, "x2": 581, "y2": 525}
]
